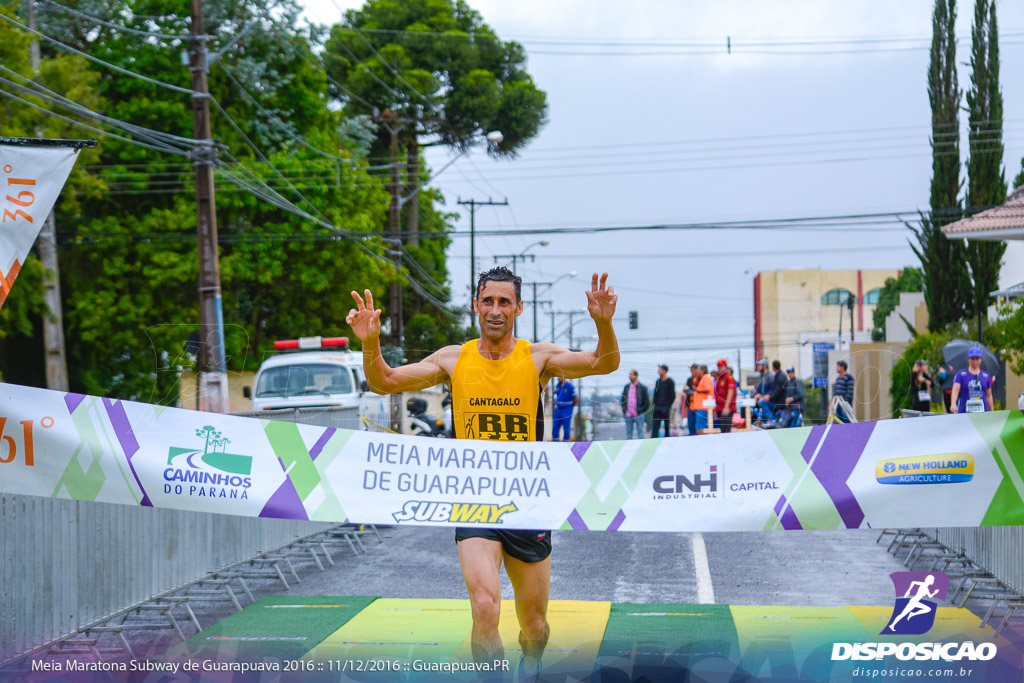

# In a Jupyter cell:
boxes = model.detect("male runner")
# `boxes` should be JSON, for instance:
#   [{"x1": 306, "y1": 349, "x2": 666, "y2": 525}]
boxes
[{"x1": 345, "y1": 267, "x2": 619, "y2": 674}]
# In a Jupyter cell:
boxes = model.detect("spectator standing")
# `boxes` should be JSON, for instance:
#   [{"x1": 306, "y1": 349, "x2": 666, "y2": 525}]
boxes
[
  {"x1": 620, "y1": 369, "x2": 649, "y2": 439},
  {"x1": 833, "y1": 360, "x2": 855, "y2": 423},
  {"x1": 689, "y1": 364, "x2": 714, "y2": 435},
  {"x1": 910, "y1": 360, "x2": 933, "y2": 413},
  {"x1": 552, "y1": 376, "x2": 577, "y2": 442},
  {"x1": 780, "y1": 366, "x2": 805, "y2": 428},
  {"x1": 714, "y1": 360, "x2": 737, "y2": 434},
  {"x1": 769, "y1": 360, "x2": 787, "y2": 426},
  {"x1": 752, "y1": 359, "x2": 774, "y2": 423},
  {"x1": 684, "y1": 365, "x2": 698, "y2": 436},
  {"x1": 652, "y1": 364, "x2": 676, "y2": 437},
  {"x1": 950, "y1": 347, "x2": 994, "y2": 414}
]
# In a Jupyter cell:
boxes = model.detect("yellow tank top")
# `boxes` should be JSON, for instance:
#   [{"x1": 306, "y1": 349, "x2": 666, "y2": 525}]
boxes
[{"x1": 452, "y1": 339, "x2": 541, "y2": 441}]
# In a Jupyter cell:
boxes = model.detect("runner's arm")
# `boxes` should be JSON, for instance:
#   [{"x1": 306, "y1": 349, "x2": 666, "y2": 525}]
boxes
[
  {"x1": 538, "y1": 272, "x2": 619, "y2": 381},
  {"x1": 950, "y1": 382, "x2": 961, "y2": 413},
  {"x1": 346, "y1": 288, "x2": 453, "y2": 393},
  {"x1": 986, "y1": 387, "x2": 994, "y2": 411},
  {"x1": 361, "y1": 337, "x2": 455, "y2": 394}
]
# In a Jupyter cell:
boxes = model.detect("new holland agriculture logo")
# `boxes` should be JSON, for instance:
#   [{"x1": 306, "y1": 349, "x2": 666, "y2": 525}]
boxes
[
  {"x1": 875, "y1": 454, "x2": 974, "y2": 485},
  {"x1": 392, "y1": 500, "x2": 518, "y2": 524},
  {"x1": 831, "y1": 572, "x2": 996, "y2": 662},
  {"x1": 163, "y1": 425, "x2": 253, "y2": 500}
]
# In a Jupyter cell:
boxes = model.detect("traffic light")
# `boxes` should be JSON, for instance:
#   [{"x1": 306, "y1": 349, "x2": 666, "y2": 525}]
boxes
[{"x1": 629, "y1": 311, "x2": 638, "y2": 329}]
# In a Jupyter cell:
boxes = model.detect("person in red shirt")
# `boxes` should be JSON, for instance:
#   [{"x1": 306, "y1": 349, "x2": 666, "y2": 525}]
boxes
[{"x1": 714, "y1": 360, "x2": 736, "y2": 433}]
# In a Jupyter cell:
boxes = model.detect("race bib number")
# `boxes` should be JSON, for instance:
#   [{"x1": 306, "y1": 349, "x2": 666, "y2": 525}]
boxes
[
  {"x1": 966, "y1": 398, "x2": 985, "y2": 413},
  {"x1": 918, "y1": 390, "x2": 930, "y2": 402}
]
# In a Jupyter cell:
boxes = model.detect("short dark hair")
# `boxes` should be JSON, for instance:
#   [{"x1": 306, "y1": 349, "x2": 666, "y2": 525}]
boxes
[
  {"x1": 837, "y1": 360, "x2": 848, "y2": 370},
  {"x1": 659, "y1": 364, "x2": 669, "y2": 372},
  {"x1": 772, "y1": 360, "x2": 781, "y2": 371},
  {"x1": 476, "y1": 266, "x2": 521, "y2": 302}
]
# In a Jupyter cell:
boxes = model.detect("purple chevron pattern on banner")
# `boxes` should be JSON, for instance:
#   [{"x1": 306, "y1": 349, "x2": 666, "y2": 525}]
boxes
[
  {"x1": 810, "y1": 422, "x2": 874, "y2": 528},
  {"x1": 101, "y1": 398, "x2": 151, "y2": 507},
  {"x1": 64, "y1": 392, "x2": 86, "y2": 415},
  {"x1": 571, "y1": 442, "x2": 591, "y2": 462}
]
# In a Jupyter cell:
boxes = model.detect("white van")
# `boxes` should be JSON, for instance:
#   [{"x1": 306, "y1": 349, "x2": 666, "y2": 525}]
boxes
[{"x1": 243, "y1": 336, "x2": 389, "y2": 428}]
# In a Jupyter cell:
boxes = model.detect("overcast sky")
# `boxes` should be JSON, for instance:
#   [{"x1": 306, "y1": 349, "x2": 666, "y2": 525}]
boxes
[{"x1": 303, "y1": 0, "x2": 1024, "y2": 395}]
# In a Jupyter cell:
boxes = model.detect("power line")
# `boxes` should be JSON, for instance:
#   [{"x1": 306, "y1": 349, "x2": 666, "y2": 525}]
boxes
[
  {"x1": 0, "y1": 85, "x2": 189, "y2": 156},
  {"x1": 0, "y1": 65, "x2": 197, "y2": 152},
  {"x1": 216, "y1": 61, "x2": 354, "y2": 163},
  {"x1": 0, "y1": 13, "x2": 200, "y2": 96},
  {"x1": 39, "y1": 0, "x2": 210, "y2": 41},
  {"x1": 343, "y1": 23, "x2": 433, "y2": 105}
]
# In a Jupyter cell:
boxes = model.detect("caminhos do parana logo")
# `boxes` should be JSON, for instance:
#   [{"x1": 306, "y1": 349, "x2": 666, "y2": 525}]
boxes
[
  {"x1": 392, "y1": 500, "x2": 518, "y2": 524},
  {"x1": 875, "y1": 454, "x2": 973, "y2": 485},
  {"x1": 163, "y1": 425, "x2": 253, "y2": 500}
]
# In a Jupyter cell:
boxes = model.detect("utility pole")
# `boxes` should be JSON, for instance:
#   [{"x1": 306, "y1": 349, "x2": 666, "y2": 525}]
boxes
[
  {"x1": 189, "y1": 0, "x2": 228, "y2": 412},
  {"x1": 379, "y1": 110, "x2": 404, "y2": 348},
  {"x1": 458, "y1": 197, "x2": 507, "y2": 333},
  {"x1": 27, "y1": 1, "x2": 68, "y2": 391},
  {"x1": 525, "y1": 281, "x2": 553, "y2": 343},
  {"x1": 847, "y1": 294, "x2": 855, "y2": 343}
]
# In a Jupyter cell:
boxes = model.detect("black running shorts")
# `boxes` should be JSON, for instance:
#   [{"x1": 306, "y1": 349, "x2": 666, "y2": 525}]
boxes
[{"x1": 454, "y1": 528, "x2": 552, "y2": 563}]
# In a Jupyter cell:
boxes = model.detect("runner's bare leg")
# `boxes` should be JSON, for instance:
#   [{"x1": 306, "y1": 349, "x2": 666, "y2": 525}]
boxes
[
  {"x1": 458, "y1": 538, "x2": 505, "y2": 662},
  {"x1": 504, "y1": 552, "x2": 551, "y2": 671}
]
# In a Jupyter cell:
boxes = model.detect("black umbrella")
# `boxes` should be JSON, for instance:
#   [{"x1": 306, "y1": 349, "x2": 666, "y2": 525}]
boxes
[{"x1": 941, "y1": 339, "x2": 1000, "y2": 390}]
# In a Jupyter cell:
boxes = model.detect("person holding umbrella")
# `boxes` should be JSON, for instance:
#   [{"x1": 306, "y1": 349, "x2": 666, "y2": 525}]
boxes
[{"x1": 950, "y1": 347, "x2": 994, "y2": 414}]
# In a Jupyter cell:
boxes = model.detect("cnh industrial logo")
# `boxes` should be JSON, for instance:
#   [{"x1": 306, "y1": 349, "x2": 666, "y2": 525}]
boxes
[
  {"x1": 652, "y1": 465, "x2": 718, "y2": 500},
  {"x1": 831, "y1": 572, "x2": 996, "y2": 662},
  {"x1": 163, "y1": 425, "x2": 253, "y2": 500}
]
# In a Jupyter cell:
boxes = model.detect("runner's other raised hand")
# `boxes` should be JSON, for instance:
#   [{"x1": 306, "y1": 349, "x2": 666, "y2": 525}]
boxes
[{"x1": 346, "y1": 289, "x2": 382, "y2": 341}]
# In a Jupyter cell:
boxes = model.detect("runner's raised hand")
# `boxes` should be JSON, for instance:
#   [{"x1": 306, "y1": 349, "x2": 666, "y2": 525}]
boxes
[
  {"x1": 586, "y1": 272, "x2": 617, "y2": 323},
  {"x1": 346, "y1": 289, "x2": 382, "y2": 341}
]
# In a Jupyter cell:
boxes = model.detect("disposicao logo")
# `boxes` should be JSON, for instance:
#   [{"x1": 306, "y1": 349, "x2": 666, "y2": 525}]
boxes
[
  {"x1": 392, "y1": 500, "x2": 518, "y2": 524},
  {"x1": 883, "y1": 571, "x2": 948, "y2": 635},
  {"x1": 831, "y1": 571, "x2": 997, "y2": 662},
  {"x1": 875, "y1": 454, "x2": 973, "y2": 485}
]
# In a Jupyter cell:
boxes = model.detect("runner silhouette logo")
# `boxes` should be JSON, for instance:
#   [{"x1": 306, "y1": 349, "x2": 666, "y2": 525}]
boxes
[{"x1": 883, "y1": 571, "x2": 949, "y2": 635}]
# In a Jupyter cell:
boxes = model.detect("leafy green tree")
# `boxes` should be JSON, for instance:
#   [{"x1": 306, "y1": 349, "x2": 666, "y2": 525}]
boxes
[
  {"x1": 911, "y1": 0, "x2": 972, "y2": 332},
  {"x1": 2, "y1": 0, "x2": 410, "y2": 403},
  {"x1": 323, "y1": 0, "x2": 547, "y2": 330},
  {"x1": 986, "y1": 304, "x2": 1024, "y2": 375},
  {"x1": 964, "y1": 0, "x2": 1006, "y2": 321},
  {"x1": 871, "y1": 267, "x2": 924, "y2": 341},
  {"x1": 1015, "y1": 163, "x2": 1024, "y2": 189}
]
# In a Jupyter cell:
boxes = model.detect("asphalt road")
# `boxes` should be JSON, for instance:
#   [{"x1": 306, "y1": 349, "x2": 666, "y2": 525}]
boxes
[{"x1": 294, "y1": 525, "x2": 910, "y2": 609}]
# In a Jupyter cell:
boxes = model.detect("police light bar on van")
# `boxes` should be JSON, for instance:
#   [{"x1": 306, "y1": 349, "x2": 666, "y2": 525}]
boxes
[{"x1": 273, "y1": 336, "x2": 349, "y2": 350}]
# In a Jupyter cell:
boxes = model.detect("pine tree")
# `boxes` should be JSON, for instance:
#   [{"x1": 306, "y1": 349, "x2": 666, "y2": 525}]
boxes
[
  {"x1": 965, "y1": 0, "x2": 1007, "y2": 320},
  {"x1": 912, "y1": 0, "x2": 972, "y2": 332}
]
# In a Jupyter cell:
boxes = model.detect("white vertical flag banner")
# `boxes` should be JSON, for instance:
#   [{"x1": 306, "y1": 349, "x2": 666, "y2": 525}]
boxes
[{"x1": 0, "y1": 141, "x2": 84, "y2": 307}]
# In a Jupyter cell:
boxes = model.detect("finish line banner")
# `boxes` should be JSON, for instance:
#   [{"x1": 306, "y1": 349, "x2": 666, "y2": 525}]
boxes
[
  {"x1": 1, "y1": 384, "x2": 1022, "y2": 532},
  {"x1": 0, "y1": 143, "x2": 82, "y2": 307}
]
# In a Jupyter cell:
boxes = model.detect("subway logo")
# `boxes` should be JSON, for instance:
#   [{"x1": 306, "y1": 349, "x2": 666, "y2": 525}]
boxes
[{"x1": 875, "y1": 453, "x2": 974, "y2": 485}]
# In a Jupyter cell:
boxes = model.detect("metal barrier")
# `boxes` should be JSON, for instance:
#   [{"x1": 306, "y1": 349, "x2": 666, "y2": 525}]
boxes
[
  {"x1": 0, "y1": 495, "x2": 329, "y2": 661},
  {"x1": 931, "y1": 526, "x2": 1024, "y2": 595},
  {"x1": 896, "y1": 410, "x2": 1024, "y2": 596}
]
